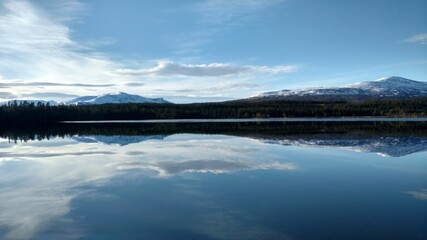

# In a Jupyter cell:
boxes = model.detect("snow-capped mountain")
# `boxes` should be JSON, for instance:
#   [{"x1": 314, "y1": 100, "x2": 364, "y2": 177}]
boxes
[
  {"x1": 251, "y1": 76, "x2": 427, "y2": 101},
  {"x1": 66, "y1": 92, "x2": 170, "y2": 105}
]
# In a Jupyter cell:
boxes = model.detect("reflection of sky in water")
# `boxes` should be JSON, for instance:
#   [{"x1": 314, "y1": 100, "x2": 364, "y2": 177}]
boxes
[{"x1": 0, "y1": 134, "x2": 426, "y2": 240}]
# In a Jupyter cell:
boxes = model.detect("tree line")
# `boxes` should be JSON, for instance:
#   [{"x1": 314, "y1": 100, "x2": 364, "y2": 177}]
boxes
[{"x1": 0, "y1": 97, "x2": 426, "y2": 126}]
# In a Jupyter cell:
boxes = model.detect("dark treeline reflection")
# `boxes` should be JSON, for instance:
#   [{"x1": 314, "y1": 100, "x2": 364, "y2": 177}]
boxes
[{"x1": 2, "y1": 121, "x2": 427, "y2": 142}]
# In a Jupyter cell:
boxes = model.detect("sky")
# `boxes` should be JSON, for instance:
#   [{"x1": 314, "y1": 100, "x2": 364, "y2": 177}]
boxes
[{"x1": 0, "y1": 0, "x2": 426, "y2": 103}]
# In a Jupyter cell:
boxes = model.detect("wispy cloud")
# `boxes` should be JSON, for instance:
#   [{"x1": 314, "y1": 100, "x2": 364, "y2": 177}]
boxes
[
  {"x1": 155, "y1": 82, "x2": 260, "y2": 94},
  {"x1": 114, "y1": 61, "x2": 297, "y2": 77},
  {"x1": 403, "y1": 33, "x2": 427, "y2": 45},
  {"x1": 0, "y1": 0, "x2": 77, "y2": 54},
  {"x1": 0, "y1": 0, "x2": 121, "y2": 94},
  {"x1": 195, "y1": 0, "x2": 285, "y2": 25},
  {"x1": 0, "y1": 81, "x2": 115, "y2": 88},
  {"x1": 124, "y1": 82, "x2": 145, "y2": 87},
  {"x1": 0, "y1": 0, "x2": 295, "y2": 102},
  {"x1": 21, "y1": 92, "x2": 79, "y2": 99},
  {"x1": 0, "y1": 92, "x2": 18, "y2": 99},
  {"x1": 204, "y1": 83, "x2": 260, "y2": 91},
  {"x1": 175, "y1": 0, "x2": 285, "y2": 54},
  {"x1": 43, "y1": 0, "x2": 88, "y2": 22}
]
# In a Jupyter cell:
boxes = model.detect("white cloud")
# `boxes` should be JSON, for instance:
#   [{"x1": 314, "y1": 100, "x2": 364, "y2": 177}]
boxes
[
  {"x1": 21, "y1": 92, "x2": 79, "y2": 99},
  {"x1": 114, "y1": 61, "x2": 297, "y2": 77},
  {"x1": 204, "y1": 82, "x2": 260, "y2": 91},
  {"x1": 0, "y1": 0, "x2": 296, "y2": 102},
  {"x1": 252, "y1": 65, "x2": 298, "y2": 74},
  {"x1": 0, "y1": 0, "x2": 76, "y2": 54},
  {"x1": 0, "y1": 81, "x2": 115, "y2": 88},
  {"x1": 0, "y1": 0, "x2": 121, "y2": 94},
  {"x1": 115, "y1": 61, "x2": 249, "y2": 77},
  {"x1": 403, "y1": 33, "x2": 427, "y2": 45}
]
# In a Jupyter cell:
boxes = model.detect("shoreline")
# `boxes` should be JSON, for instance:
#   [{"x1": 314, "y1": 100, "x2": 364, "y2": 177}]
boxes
[{"x1": 61, "y1": 117, "x2": 427, "y2": 124}]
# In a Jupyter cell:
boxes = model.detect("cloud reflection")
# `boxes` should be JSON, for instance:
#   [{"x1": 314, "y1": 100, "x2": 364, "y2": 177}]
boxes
[
  {"x1": 1, "y1": 150, "x2": 113, "y2": 159},
  {"x1": 405, "y1": 189, "x2": 427, "y2": 201},
  {"x1": 109, "y1": 159, "x2": 296, "y2": 176},
  {"x1": 0, "y1": 134, "x2": 296, "y2": 239},
  {"x1": 0, "y1": 159, "x2": 113, "y2": 240}
]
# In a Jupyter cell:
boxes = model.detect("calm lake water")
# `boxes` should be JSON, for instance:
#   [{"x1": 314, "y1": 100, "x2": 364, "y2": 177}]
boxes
[{"x1": 0, "y1": 121, "x2": 426, "y2": 240}]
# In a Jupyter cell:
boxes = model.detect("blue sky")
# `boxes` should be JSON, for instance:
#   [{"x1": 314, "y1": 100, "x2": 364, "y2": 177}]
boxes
[{"x1": 0, "y1": 0, "x2": 426, "y2": 103}]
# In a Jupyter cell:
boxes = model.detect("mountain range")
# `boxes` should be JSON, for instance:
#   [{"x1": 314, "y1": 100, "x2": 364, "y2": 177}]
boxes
[
  {"x1": 249, "y1": 76, "x2": 427, "y2": 101},
  {"x1": 70, "y1": 133, "x2": 427, "y2": 157},
  {"x1": 66, "y1": 92, "x2": 170, "y2": 105},
  {"x1": 1, "y1": 92, "x2": 170, "y2": 106},
  {"x1": 2, "y1": 76, "x2": 426, "y2": 105}
]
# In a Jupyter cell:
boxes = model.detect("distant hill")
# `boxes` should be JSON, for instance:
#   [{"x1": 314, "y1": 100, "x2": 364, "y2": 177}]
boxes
[
  {"x1": 65, "y1": 92, "x2": 170, "y2": 105},
  {"x1": 1, "y1": 92, "x2": 171, "y2": 106},
  {"x1": 248, "y1": 76, "x2": 427, "y2": 101}
]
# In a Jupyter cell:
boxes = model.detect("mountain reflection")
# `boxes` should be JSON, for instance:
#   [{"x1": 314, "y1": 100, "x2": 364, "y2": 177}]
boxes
[
  {"x1": 3, "y1": 121, "x2": 425, "y2": 157},
  {"x1": 254, "y1": 135, "x2": 427, "y2": 157},
  {"x1": 67, "y1": 133, "x2": 427, "y2": 157},
  {"x1": 72, "y1": 135, "x2": 167, "y2": 145}
]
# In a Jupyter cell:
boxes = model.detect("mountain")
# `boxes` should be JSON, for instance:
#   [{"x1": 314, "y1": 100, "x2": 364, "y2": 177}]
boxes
[
  {"x1": 66, "y1": 92, "x2": 170, "y2": 105},
  {"x1": 250, "y1": 76, "x2": 427, "y2": 101}
]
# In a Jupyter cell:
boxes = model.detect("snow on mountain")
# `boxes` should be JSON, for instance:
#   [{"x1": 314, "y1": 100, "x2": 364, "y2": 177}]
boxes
[
  {"x1": 252, "y1": 76, "x2": 427, "y2": 100},
  {"x1": 345, "y1": 76, "x2": 427, "y2": 97},
  {"x1": 66, "y1": 92, "x2": 170, "y2": 105}
]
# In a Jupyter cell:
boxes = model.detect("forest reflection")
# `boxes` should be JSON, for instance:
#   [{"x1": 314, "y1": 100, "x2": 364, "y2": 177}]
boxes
[{"x1": 2, "y1": 121, "x2": 427, "y2": 157}]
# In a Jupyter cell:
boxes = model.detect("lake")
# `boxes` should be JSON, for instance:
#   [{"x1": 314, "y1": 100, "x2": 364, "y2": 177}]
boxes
[{"x1": 0, "y1": 121, "x2": 426, "y2": 240}]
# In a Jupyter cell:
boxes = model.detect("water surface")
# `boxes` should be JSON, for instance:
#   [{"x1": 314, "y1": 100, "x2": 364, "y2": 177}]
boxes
[
  {"x1": 62, "y1": 117, "x2": 427, "y2": 123},
  {"x1": 0, "y1": 121, "x2": 426, "y2": 239}
]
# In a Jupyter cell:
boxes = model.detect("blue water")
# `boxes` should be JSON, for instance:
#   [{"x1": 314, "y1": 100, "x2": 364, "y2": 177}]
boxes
[{"x1": 0, "y1": 126, "x2": 426, "y2": 239}]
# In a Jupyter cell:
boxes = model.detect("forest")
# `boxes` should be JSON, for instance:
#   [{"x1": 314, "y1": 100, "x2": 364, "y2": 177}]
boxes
[{"x1": 0, "y1": 97, "x2": 426, "y2": 126}]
